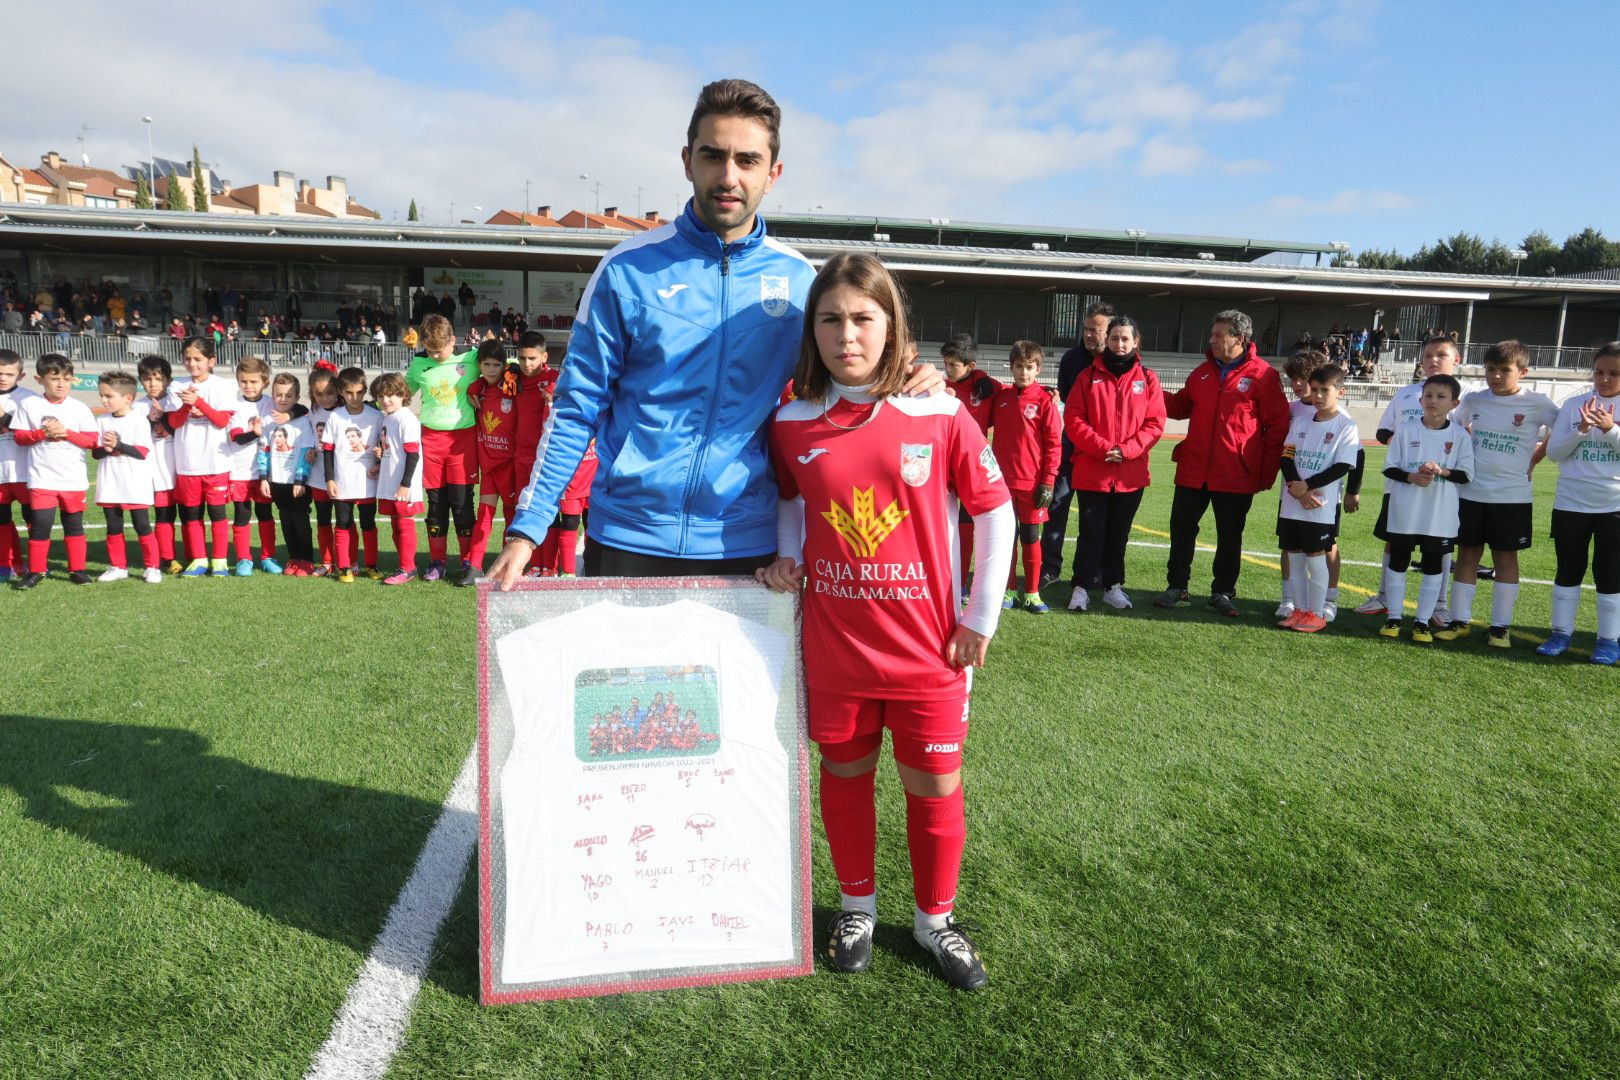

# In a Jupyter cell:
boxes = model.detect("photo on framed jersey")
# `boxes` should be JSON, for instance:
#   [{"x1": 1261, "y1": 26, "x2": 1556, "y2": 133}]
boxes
[{"x1": 477, "y1": 577, "x2": 812, "y2": 1004}]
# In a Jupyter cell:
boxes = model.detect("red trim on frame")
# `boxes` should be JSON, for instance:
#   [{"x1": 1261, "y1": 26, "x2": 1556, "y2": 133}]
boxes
[{"x1": 476, "y1": 576, "x2": 814, "y2": 1005}]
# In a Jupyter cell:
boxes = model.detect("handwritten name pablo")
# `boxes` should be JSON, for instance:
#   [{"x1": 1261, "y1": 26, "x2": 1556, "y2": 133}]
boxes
[{"x1": 813, "y1": 558, "x2": 931, "y2": 601}]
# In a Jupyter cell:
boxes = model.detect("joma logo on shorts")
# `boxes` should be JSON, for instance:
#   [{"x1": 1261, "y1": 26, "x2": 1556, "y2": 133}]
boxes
[{"x1": 924, "y1": 742, "x2": 960, "y2": 754}]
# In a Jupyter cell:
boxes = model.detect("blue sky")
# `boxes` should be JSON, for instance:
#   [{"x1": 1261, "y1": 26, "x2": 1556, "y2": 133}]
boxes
[{"x1": 10, "y1": 0, "x2": 1618, "y2": 256}]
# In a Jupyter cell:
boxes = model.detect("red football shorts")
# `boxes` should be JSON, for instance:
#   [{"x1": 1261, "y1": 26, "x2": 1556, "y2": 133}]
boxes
[
  {"x1": 97, "y1": 501, "x2": 154, "y2": 511},
  {"x1": 310, "y1": 487, "x2": 330, "y2": 503},
  {"x1": 560, "y1": 495, "x2": 589, "y2": 516},
  {"x1": 0, "y1": 481, "x2": 26, "y2": 505},
  {"x1": 175, "y1": 472, "x2": 231, "y2": 506},
  {"x1": 1011, "y1": 488, "x2": 1051, "y2": 525},
  {"x1": 808, "y1": 687, "x2": 969, "y2": 774},
  {"x1": 229, "y1": 479, "x2": 273, "y2": 503},
  {"x1": 376, "y1": 498, "x2": 424, "y2": 517},
  {"x1": 478, "y1": 459, "x2": 516, "y2": 500},
  {"x1": 152, "y1": 487, "x2": 175, "y2": 508},
  {"x1": 422, "y1": 427, "x2": 476, "y2": 489},
  {"x1": 28, "y1": 488, "x2": 88, "y2": 514}
]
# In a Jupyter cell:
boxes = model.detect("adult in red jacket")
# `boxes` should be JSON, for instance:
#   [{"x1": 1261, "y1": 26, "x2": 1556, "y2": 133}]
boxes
[
  {"x1": 1154, "y1": 309, "x2": 1288, "y2": 616},
  {"x1": 1064, "y1": 316, "x2": 1165, "y2": 612}
]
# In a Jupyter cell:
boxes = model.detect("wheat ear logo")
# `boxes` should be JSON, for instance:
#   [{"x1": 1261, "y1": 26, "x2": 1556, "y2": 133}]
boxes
[
  {"x1": 822, "y1": 487, "x2": 909, "y2": 557},
  {"x1": 481, "y1": 412, "x2": 502, "y2": 434}
]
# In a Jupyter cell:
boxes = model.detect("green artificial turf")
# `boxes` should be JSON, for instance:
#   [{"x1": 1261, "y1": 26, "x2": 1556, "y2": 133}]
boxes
[{"x1": 3, "y1": 443, "x2": 1618, "y2": 1078}]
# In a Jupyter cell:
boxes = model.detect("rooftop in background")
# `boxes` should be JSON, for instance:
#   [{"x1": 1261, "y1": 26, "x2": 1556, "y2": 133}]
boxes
[{"x1": 762, "y1": 211, "x2": 1343, "y2": 264}]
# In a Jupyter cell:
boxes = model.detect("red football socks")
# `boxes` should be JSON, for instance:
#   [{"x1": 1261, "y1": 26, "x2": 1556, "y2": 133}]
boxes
[
  {"x1": 154, "y1": 521, "x2": 175, "y2": 562},
  {"x1": 362, "y1": 528, "x2": 379, "y2": 569},
  {"x1": 183, "y1": 518, "x2": 206, "y2": 561},
  {"x1": 393, "y1": 519, "x2": 418, "y2": 574},
  {"x1": 0, "y1": 522, "x2": 17, "y2": 571},
  {"x1": 334, "y1": 526, "x2": 352, "y2": 571},
  {"x1": 468, "y1": 502, "x2": 497, "y2": 569},
  {"x1": 428, "y1": 534, "x2": 447, "y2": 562},
  {"x1": 318, "y1": 525, "x2": 335, "y2": 567},
  {"x1": 28, "y1": 538, "x2": 49, "y2": 574},
  {"x1": 232, "y1": 523, "x2": 252, "y2": 562},
  {"x1": 210, "y1": 517, "x2": 229, "y2": 560},
  {"x1": 1022, "y1": 542, "x2": 1041, "y2": 595},
  {"x1": 905, "y1": 784, "x2": 965, "y2": 916},
  {"x1": 106, "y1": 532, "x2": 128, "y2": 569},
  {"x1": 138, "y1": 533, "x2": 160, "y2": 570},
  {"x1": 557, "y1": 528, "x2": 579, "y2": 575},
  {"x1": 258, "y1": 519, "x2": 277, "y2": 561},
  {"x1": 819, "y1": 765, "x2": 877, "y2": 898},
  {"x1": 64, "y1": 534, "x2": 87, "y2": 572}
]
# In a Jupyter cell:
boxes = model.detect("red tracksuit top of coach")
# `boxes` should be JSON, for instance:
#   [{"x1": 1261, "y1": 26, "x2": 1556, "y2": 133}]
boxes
[
  {"x1": 1064, "y1": 355, "x2": 1166, "y2": 493},
  {"x1": 988, "y1": 383, "x2": 1060, "y2": 490},
  {"x1": 1163, "y1": 342, "x2": 1289, "y2": 495}
]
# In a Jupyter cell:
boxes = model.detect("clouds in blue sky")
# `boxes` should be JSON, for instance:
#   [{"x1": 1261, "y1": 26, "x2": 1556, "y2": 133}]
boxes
[{"x1": 8, "y1": 0, "x2": 1617, "y2": 253}]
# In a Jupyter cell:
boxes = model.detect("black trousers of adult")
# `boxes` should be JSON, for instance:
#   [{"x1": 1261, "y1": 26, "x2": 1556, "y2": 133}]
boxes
[
  {"x1": 1074, "y1": 489, "x2": 1145, "y2": 590},
  {"x1": 583, "y1": 538, "x2": 776, "y2": 579},
  {"x1": 1165, "y1": 484, "x2": 1255, "y2": 597},
  {"x1": 1039, "y1": 455, "x2": 1079, "y2": 584},
  {"x1": 270, "y1": 483, "x2": 314, "y2": 563}
]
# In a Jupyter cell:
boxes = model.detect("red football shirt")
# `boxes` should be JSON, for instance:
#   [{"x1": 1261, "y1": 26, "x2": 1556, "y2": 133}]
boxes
[
  {"x1": 947, "y1": 369, "x2": 1001, "y2": 434},
  {"x1": 468, "y1": 379, "x2": 516, "y2": 465},
  {"x1": 988, "y1": 383, "x2": 1061, "y2": 489},
  {"x1": 770, "y1": 393, "x2": 1010, "y2": 699},
  {"x1": 515, "y1": 367, "x2": 558, "y2": 468}
]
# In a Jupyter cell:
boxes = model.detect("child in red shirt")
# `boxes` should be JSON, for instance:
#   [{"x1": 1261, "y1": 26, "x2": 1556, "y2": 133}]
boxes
[
  {"x1": 758, "y1": 253, "x2": 1012, "y2": 991},
  {"x1": 511, "y1": 331, "x2": 557, "y2": 573},
  {"x1": 988, "y1": 341, "x2": 1061, "y2": 612},
  {"x1": 466, "y1": 341, "x2": 519, "y2": 574}
]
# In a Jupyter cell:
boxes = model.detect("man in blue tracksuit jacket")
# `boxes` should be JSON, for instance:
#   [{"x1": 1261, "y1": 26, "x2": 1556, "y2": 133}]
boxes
[{"x1": 492, "y1": 78, "x2": 815, "y2": 580}]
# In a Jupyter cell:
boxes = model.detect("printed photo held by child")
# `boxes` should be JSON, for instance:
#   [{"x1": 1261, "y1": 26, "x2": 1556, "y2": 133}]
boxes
[{"x1": 759, "y1": 253, "x2": 1013, "y2": 991}]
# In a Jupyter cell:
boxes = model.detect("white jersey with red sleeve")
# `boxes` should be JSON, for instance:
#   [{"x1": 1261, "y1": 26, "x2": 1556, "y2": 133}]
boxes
[
  {"x1": 163, "y1": 374, "x2": 237, "y2": 476},
  {"x1": 95, "y1": 410, "x2": 156, "y2": 506},
  {"x1": 377, "y1": 408, "x2": 425, "y2": 502},
  {"x1": 770, "y1": 391, "x2": 1011, "y2": 700},
  {"x1": 305, "y1": 404, "x2": 333, "y2": 490},
  {"x1": 227, "y1": 396, "x2": 275, "y2": 481},
  {"x1": 323, "y1": 404, "x2": 382, "y2": 500},
  {"x1": 134, "y1": 394, "x2": 177, "y2": 492},
  {"x1": 13, "y1": 394, "x2": 96, "y2": 492},
  {"x1": 1, "y1": 384, "x2": 40, "y2": 484}
]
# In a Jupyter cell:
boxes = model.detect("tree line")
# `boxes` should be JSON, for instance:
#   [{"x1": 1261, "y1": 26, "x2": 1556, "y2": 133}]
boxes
[{"x1": 1355, "y1": 228, "x2": 1619, "y2": 277}]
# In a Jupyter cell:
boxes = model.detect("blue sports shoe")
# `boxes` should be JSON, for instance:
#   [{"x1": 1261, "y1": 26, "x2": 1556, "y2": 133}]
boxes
[
  {"x1": 180, "y1": 559, "x2": 210, "y2": 577},
  {"x1": 260, "y1": 557, "x2": 284, "y2": 575},
  {"x1": 0, "y1": 567, "x2": 12, "y2": 583},
  {"x1": 1025, "y1": 597, "x2": 1050, "y2": 614},
  {"x1": 1001, "y1": 590, "x2": 1018, "y2": 610},
  {"x1": 1535, "y1": 631, "x2": 1572, "y2": 657},
  {"x1": 1593, "y1": 638, "x2": 1619, "y2": 666},
  {"x1": 234, "y1": 559, "x2": 255, "y2": 577}
]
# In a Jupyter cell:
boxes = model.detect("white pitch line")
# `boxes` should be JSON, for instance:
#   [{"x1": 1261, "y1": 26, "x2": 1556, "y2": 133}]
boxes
[
  {"x1": 304, "y1": 744, "x2": 478, "y2": 1080},
  {"x1": 1108, "y1": 538, "x2": 1589, "y2": 590}
]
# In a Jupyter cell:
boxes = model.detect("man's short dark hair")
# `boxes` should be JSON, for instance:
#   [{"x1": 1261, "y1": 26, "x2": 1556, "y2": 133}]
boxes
[
  {"x1": 940, "y1": 332, "x2": 978, "y2": 366},
  {"x1": 1213, "y1": 309, "x2": 1253, "y2": 344},
  {"x1": 1084, "y1": 302, "x2": 1118, "y2": 322},
  {"x1": 687, "y1": 79, "x2": 782, "y2": 162}
]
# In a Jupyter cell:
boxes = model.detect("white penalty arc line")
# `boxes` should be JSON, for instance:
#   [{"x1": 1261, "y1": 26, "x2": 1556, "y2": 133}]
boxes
[{"x1": 305, "y1": 743, "x2": 478, "y2": 1080}]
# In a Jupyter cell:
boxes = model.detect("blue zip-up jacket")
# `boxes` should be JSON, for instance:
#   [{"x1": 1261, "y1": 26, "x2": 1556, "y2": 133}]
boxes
[{"x1": 510, "y1": 200, "x2": 815, "y2": 559}]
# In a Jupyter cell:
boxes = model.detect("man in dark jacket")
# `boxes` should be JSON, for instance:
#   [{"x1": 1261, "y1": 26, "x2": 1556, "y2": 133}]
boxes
[{"x1": 1153, "y1": 309, "x2": 1289, "y2": 617}]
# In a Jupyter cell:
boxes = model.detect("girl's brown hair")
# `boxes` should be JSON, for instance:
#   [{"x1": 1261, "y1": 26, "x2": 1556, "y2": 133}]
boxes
[
  {"x1": 792, "y1": 253, "x2": 913, "y2": 403},
  {"x1": 420, "y1": 313, "x2": 455, "y2": 353}
]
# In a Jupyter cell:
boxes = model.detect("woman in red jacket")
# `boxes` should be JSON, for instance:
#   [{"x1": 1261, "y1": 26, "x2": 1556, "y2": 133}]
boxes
[{"x1": 1064, "y1": 316, "x2": 1165, "y2": 611}]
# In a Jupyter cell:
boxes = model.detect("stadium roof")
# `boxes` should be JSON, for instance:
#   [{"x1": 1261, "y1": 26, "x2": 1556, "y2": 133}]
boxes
[{"x1": 4, "y1": 204, "x2": 1619, "y2": 311}]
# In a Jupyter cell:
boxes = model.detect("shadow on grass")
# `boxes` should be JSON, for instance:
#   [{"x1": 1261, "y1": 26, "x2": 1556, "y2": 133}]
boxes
[{"x1": 0, "y1": 714, "x2": 457, "y2": 963}]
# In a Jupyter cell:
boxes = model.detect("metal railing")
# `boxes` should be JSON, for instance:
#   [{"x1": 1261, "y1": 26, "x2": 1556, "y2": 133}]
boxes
[
  {"x1": 0, "y1": 331, "x2": 418, "y2": 371},
  {"x1": 1382, "y1": 338, "x2": 1600, "y2": 372}
]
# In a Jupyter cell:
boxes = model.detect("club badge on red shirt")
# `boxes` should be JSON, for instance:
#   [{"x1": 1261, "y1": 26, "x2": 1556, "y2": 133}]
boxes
[{"x1": 900, "y1": 443, "x2": 932, "y2": 486}]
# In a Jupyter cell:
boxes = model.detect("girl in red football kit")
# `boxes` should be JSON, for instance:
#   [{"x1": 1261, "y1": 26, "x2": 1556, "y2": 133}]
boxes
[{"x1": 758, "y1": 253, "x2": 1013, "y2": 990}]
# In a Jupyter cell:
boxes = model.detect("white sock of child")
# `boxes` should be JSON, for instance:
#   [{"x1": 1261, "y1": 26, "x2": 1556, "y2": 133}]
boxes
[
  {"x1": 1450, "y1": 579, "x2": 1475, "y2": 625},
  {"x1": 1305, "y1": 554, "x2": 1329, "y2": 616},
  {"x1": 1325, "y1": 585, "x2": 1338, "y2": 604},
  {"x1": 1287, "y1": 552, "x2": 1307, "y2": 609},
  {"x1": 1382, "y1": 566, "x2": 1407, "y2": 619},
  {"x1": 842, "y1": 891, "x2": 877, "y2": 917},
  {"x1": 1377, "y1": 550, "x2": 1390, "y2": 602},
  {"x1": 914, "y1": 906, "x2": 951, "y2": 934},
  {"x1": 1490, "y1": 582, "x2": 1520, "y2": 630},
  {"x1": 1598, "y1": 592, "x2": 1620, "y2": 641},
  {"x1": 1550, "y1": 585, "x2": 1581, "y2": 634},
  {"x1": 1415, "y1": 573, "x2": 1444, "y2": 623}
]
